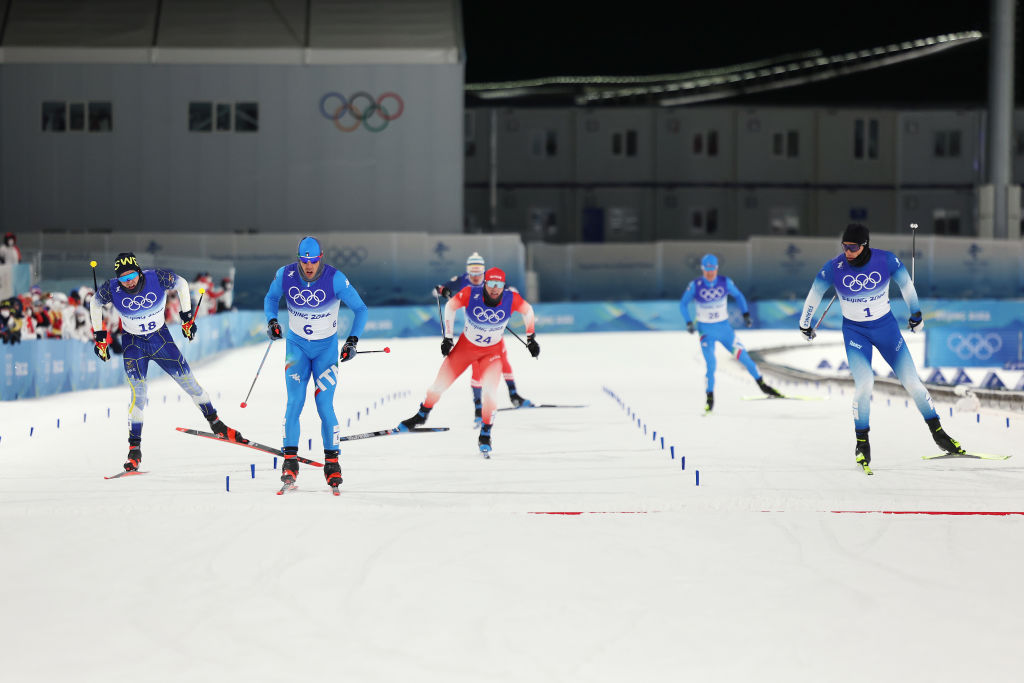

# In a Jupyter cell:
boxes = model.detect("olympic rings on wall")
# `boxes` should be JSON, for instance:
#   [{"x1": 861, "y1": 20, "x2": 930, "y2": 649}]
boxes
[
  {"x1": 946, "y1": 333, "x2": 1003, "y2": 360},
  {"x1": 472, "y1": 306, "x2": 506, "y2": 323},
  {"x1": 121, "y1": 292, "x2": 158, "y2": 311},
  {"x1": 842, "y1": 271, "x2": 883, "y2": 292},
  {"x1": 318, "y1": 92, "x2": 404, "y2": 132},
  {"x1": 288, "y1": 287, "x2": 327, "y2": 306}
]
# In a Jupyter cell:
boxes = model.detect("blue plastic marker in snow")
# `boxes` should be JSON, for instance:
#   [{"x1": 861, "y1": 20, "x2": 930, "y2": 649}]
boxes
[
  {"x1": 226, "y1": 475, "x2": 230, "y2": 492},
  {"x1": 1007, "y1": 418, "x2": 1011, "y2": 429},
  {"x1": 56, "y1": 418, "x2": 60, "y2": 429},
  {"x1": 670, "y1": 445, "x2": 675, "y2": 459},
  {"x1": 273, "y1": 456, "x2": 278, "y2": 469},
  {"x1": 661, "y1": 436, "x2": 665, "y2": 449},
  {"x1": 308, "y1": 438, "x2": 312, "y2": 450},
  {"x1": 107, "y1": 407, "x2": 111, "y2": 418},
  {"x1": 250, "y1": 464, "x2": 255, "y2": 478},
  {"x1": 29, "y1": 427, "x2": 34, "y2": 437},
  {"x1": 696, "y1": 470, "x2": 700, "y2": 486},
  {"x1": 681, "y1": 456, "x2": 685, "y2": 470},
  {"x1": 652, "y1": 430, "x2": 656, "y2": 441},
  {"x1": 83, "y1": 413, "x2": 87, "y2": 423},
  {"x1": 976, "y1": 414, "x2": 980, "y2": 423}
]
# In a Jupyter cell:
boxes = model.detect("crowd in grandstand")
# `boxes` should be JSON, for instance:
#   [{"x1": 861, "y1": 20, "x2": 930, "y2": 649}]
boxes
[{"x1": 0, "y1": 272, "x2": 234, "y2": 347}]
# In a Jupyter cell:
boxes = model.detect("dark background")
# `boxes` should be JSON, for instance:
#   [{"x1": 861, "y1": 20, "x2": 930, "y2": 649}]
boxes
[{"x1": 462, "y1": 1, "x2": 1004, "y2": 106}]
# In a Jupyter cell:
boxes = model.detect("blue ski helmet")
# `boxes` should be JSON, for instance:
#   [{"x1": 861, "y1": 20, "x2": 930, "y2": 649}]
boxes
[
  {"x1": 297, "y1": 236, "x2": 323, "y2": 260},
  {"x1": 700, "y1": 253, "x2": 719, "y2": 270}
]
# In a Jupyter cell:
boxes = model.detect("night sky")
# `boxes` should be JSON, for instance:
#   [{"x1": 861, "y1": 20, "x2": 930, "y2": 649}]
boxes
[{"x1": 462, "y1": 1, "x2": 999, "y2": 106}]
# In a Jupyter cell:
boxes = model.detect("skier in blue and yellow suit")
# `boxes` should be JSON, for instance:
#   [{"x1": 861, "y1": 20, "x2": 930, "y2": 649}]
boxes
[{"x1": 264, "y1": 236, "x2": 368, "y2": 489}]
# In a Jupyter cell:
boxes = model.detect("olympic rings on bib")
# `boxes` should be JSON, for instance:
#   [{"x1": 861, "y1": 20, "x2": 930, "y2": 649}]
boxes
[
  {"x1": 318, "y1": 92, "x2": 404, "y2": 132},
  {"x1": 121, "y1": 292, "x2": 158, "y2": 311},
  {"x1": 698, "y1": 287, "x2": 725, "y2": 301},
  {"x1": 288, "y1": 286, "x2": 327, "y2": 306},
  {"x1": 842, "y1": 271, "x2": 883, "y2": 292},
  {"x1": 946, "y1": 333, "x2": 1003, "y2": 361},
  {"x1": 472, "y1": 306, "x2": 506, "y2": 324}
]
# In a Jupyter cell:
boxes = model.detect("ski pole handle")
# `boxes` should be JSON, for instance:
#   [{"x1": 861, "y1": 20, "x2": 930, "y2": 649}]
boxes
[
  {"x1": 909, "y1": 222, "x2": 919, "y2": 282},
  {"x1": 240, "y1": 339, "x2": 274, "y2": 408}
]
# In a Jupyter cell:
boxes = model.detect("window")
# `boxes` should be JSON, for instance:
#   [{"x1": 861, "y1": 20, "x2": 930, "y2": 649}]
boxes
[
  {"x1": 189, "y1": 101, "x2": 259, "y2": 132},
  {"x1": 692, "y1": 130, "x2": 719, "y2": 157},
  {"x1": 41, "y1": 101, "x2": 112, "y2": 132},
  {"x1": 934, "y1": 209, "x2": 961, "y2": 235},
  {"x1": 707, "y1": 130, "x2": 718, "y2": 157},
  {"x1": 612, "y1": 129, "x2": 638, "y2": 157},
  {"x1": 530, "y1": 129, "x2": 558, "y2": 158},
  {"x1": 934, "y1": 130, "x2": 962, "y2": 157},
  {"x1": 854, "y1": 118, "x2": 879, "y2": 159},
  {"x1": 689, "y1": 208, "x2": 719, "y2": 235},
  {"x1": 773, "y1": 131, "x2": 799, "y2": 158}
]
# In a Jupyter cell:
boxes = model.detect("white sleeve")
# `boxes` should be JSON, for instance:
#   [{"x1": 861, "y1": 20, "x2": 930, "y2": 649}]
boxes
[
  {"x1": 175, "y1": 275, "x2": 192, "y2": 314},
  {"x1": 89, "y1": 296, "x2": 105, "y2": 333}
]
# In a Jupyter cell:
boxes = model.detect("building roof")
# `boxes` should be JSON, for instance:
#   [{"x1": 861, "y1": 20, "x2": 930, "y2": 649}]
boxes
[{"x1": 0, "y1": 0, "x2": 462, "y2": 65}]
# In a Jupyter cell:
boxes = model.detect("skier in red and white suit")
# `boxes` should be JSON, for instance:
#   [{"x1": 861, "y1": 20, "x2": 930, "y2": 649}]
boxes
[{"x1": 398, "y1": 267, "x2": 540, "y2": 454}]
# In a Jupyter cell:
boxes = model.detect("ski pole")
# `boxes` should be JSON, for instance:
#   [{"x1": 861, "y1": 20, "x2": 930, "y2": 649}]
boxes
[
  {"x1": 505, "y1": 326, "x2": 538, "y2": 359},
  {"x1": 435, "y1": 293, "x2": 445, "y2": 337},
  {"x1": 240, "y1": 339, "x2": 274, "y2": 408},
  {"x1": 813, "y1": 295, "x2": 836, "y2": 331},
  {"x1": 909, "y1": 222, "x2": 919, "y2": 282},
  {"x1": 355, "y1": 347, "x2": 391, "y2": 354}
]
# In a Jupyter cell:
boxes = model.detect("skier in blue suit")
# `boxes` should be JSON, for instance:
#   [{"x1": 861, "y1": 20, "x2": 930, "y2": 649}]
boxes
[
  {"x1": 799, "y1": 223, "x2": 967, "y2": 470},
  {"x1": 264, "y1": 236, "x2": 368, "y2": 490},
  {"x1": 681, "y1": 253, "x2": 781, "y2": 413}
]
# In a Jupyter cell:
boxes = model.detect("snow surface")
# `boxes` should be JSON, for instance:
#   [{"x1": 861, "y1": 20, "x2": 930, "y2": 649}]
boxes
[{"x1": 1, "y1": 330, "x2": 1022, "y2": 683}]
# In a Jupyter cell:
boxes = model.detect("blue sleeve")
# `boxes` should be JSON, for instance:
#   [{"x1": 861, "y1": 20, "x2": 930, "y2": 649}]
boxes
[
  {"x1": 725, "y1": 278, "x2": 748, "y2": 314},
  {"x1": 679, "y1": 281, "x2": 695, "y2": 323},
  {"x1": 334, "y1": 270, "x2": 368, "y2": 338},
  {"x1": 888, "y1": 252, "x2": 921, "y2": 313},
  {"x1": 264, "y1": 267, "x2": 285, "y2": 321},
  {"x1": 798, "y1": 261, "x2": 834, "y2": 328},
  {"x1": 155, "y1": 269, "x2": 178, "y2": 290},
  {"x1": 96, "y1": 280, "x2": 113, "y2": 305}
]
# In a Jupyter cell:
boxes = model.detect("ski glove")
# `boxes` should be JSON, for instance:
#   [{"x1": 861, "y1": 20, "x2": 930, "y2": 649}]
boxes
[
  {"x1": 908, "y1": 311, "x2": 923, "y2": 332},
  {"x1": 340, "y1": 335, "x2": 359, "y2": 362},
  {"x1": 441, "y1": 337, "x2": 454, "y2": 356},
  {"x1": 437, "y1": 285, "x2": 452, "y2": 299},
  {"x1": 526, "y1": 333, "x2": 540, "y2": 358},
  {"x1": 743, "y1": 312, "x2": 753, "y2": 328},
  {"x1": 180, "y1": 310, "x2": 197, "y2": 341},
  {"x1": 799, "y1": 326, "x2": 816, "y2": 342},
  {"x1": 686, "y1": 321, "x2": 695, "y2": 334},
  {"x1": 93, "y1": 330, "x2": 110, "y2": 361},
  {"x1": 267, "y1": 318, "x2": 283, "y2": 340}
]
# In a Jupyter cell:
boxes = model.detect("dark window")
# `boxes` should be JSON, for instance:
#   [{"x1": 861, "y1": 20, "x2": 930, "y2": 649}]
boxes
[
  {"x1": 216, "y1": 103, "x2": 232, "y2": 132},
  {"x1": 691, "y1": 210, "x2": 703, "y2": 228},
  {"x1": 786, "y1": 130, "x2": 799, "y2": 157},
  {"x1": 949, "y1": 130, "x2": 962, "y2": 157},
  {"x1": 189, "y1": 102, "x2": 212, "y2": 132},
  {"x1": 867, "y1": 119, "x2": 878, "y2": 158},
  {"x1": 612, "y1": 132, "x2": 622, "y2": 156},
  {"x1": 706, "y1": 208, "x2": 718, "y2": 234},
  {"x1": 625, "y1": 130, "x2": 638, "y2": 156},
  {"x1": 88, "y1": 102, "x2": 112, "y2": 132},
  {"x1": 42, "y1": 102, "x2": 66, "y2": 131},
  {"x1": 707, "y1": 130, "x2": 718, "y2": 156},
  {"x1": 235, "y1": 102, "x2": 259, "y2": 132},
  {"x1": 773, "y1": 132, "x2": 784, "y2": 156},
  {"x1": 545, "y1": 130, "x2": 558, "y2": 156},
  {"x1": 934, "y1": 131, "x2": 947, "y2": 157},
  {"x1": 854, "y1": 119, "x2": 865, "y2": 158},
  {"x1": 69, "y1": 102, "x2": 85, "y2": 131},
  {"x1": 692, "y1": 133, "x2": 703, "y2": 155}
]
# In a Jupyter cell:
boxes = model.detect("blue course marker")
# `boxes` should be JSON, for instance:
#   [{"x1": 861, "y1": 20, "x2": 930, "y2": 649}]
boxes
[
  {"x1": 250, "y1": 464, "x2": 255, "y2": 479},
  {"x1": 226, "y1": 475, "x2": 230, "y2": 492},
  {"x1": 696, "y1": 470, "x2": 700, "y2": 486},
  {"x1": 670, "y1": 445, "x2": 675, "y2": 459}
]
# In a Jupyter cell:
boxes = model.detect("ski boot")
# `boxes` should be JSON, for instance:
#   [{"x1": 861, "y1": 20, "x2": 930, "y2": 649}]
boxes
[
  {"x1": 704, "y1": 392, "x2": 714, "y2": 413},
  {"x1": 208, "y1": 413, "x2": 247, "y2": 443},
  {"x1": 124, "y1": 442, "x2": 142, "y2": 472},
  {"x1": 509, "y1": 392, "x2": 534, "y2": 408},
  {"x1": 398, "y1": 403, "x2": 431, "y2": 432},
  {"x1": 478, "y1": 423, "x2": 492, "y2": 457},
  {"x1": 757, "y1": 378, "x2": 783, "y2": 398},
  {"x1": 324, "y1": 450, "x2": 342, "y2": 494},
  {"x1": 280, "y1": 446, "x2": 299, "y2": 486},
  {"x1": 926, "y1": 417, "x2": 966, "y2": 455},
  {"x1": 855, "y1": 429, "x2": 871, "y2": 465}
]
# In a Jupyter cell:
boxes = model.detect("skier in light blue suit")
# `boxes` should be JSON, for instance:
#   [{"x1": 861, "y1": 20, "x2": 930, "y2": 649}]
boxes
[
  {"x1": 681, "y1": 253, "x2": 781, "y2": 413},
  {"x1": 799, "y1": 223, "x2": 966, "y2": 470},
  {"x1": 264, "y1": 236, "x2": 368, "y2": 490}
]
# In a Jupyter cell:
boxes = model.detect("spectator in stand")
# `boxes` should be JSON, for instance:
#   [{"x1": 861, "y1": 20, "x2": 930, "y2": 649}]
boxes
[
  {"x1": 0, "y1": 232, "x2": 20, "y2": 265},
  {"x1": 0, "y1": 297, "x2": 23, "y2": 344},
  {"x1": 216, "y1": 277, "x2": 234, "y2": 312}
]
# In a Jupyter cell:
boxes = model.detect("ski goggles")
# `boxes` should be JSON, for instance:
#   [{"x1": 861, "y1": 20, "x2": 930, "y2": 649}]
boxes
[
  {"x1": 117, "y1": 271, "x2": 139, "y2": 282},
  {"x1": 484, "y1": 279, "x2": 505, "y2": 289},
  {"x1": 842, "y1": 242, "x2": 866, "y2": 252},
  {"x1": 467, "y1": 265, "x2": 485, "y2": 276},
  {"x1": 298, "y1": 254, "x2": 322, "y2": 264}
]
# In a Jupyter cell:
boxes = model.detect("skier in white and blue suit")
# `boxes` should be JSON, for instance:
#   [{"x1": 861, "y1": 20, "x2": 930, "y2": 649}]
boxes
[
  {"x1": 681, "y1": 253, "x2": 781, "y2": 412},
  {"x1": 799, "y1": 223, "x2": 967, "y2": 468},
  {"x1": 90, "y1": 252, "x2": 245, "y2": 473},
  {"x1": 264, "y1": 236, "x2": 368, "y2": 489}
]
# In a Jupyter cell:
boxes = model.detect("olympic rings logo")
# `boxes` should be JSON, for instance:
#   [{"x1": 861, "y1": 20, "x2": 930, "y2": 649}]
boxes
[
  {"x1": 842, "y1": 271, "x2": 883, "y2": 292},
  {"x1": 288, "y1": 287, "x2": 327, "y2": 306},
  {"x1": 326, "y1": 247, "x2": 368, "y2": 266},
  {"x1": 698, "y1": 287, "x2": 725, "y2": 301},
  {"x1": 946, "y1": 333, "x2": 1003, "y2": 360},
  {"x1": 121, "y1": 292, "x2": 157, "y2": 311},
  {"x1": 472, "y1": 306, "x2": 506, "y2": 324},
  {"x1": 318, "y1": 92, "x2": 404, "y2": 132}
]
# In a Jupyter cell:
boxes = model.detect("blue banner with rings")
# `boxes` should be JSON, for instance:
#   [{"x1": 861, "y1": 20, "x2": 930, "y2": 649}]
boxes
[{"x1": 925, "y1": 326, "x2": 1024, "y2": 367}]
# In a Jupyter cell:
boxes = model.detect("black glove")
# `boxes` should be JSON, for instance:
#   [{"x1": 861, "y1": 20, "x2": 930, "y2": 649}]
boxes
[
  {"x1": 340, "y1": 335, "x2": 358, "y2": 362},
  {"x1": 686, "y1": 321, "x2": 695, "y2": 334},
  {"x1": 908, "y1": 311, "x2": 922, "y2": 332},
  {"x1": 441, "y1": 337, "x2": 454, "y2": 356},
  {"x1": 437, "y1": 285, "x2": 452, "y2": 299},
  {"x1": 267, "y1": 318, "x2": 282, "y2": 340},
  {"x1": 93, "y1": 330, "x2": 110, "y2": 361},
  {"x1": 743, "y1": 312, "x2": 753, "y2": 328},
  {"x1": 799, "y1": 326, "x2": 816, "y2": 342},
  {"x1": 180, "y1": 310, "x2": 197, "y2": 341},
  {"x1": 526, "y1": 333, "x2": 540, "y2": 358}
]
